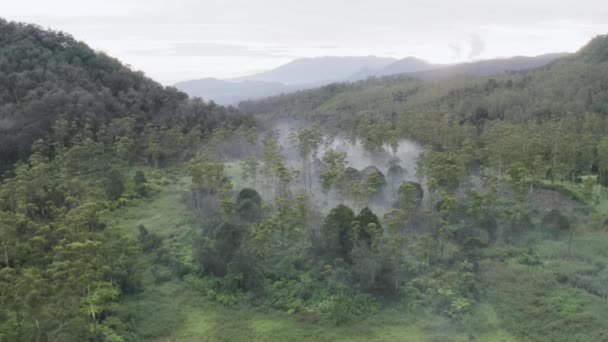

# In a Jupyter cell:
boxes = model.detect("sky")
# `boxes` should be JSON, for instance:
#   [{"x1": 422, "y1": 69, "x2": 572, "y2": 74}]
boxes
[{"x1": 4, "y1": 0, "x2": 608, "y2": 84}]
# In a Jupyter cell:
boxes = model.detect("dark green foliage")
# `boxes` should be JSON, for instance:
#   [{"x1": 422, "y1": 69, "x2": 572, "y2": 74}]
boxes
[
  {"x1": 134, "y1": 170, "x2": 149, "y2": 197},
  {"x1": 225, "y1": 246, "x2": 265, "y2": 292},
  {"x1": 150, "y1": 265, "x2": 174, "y2": 284},
  {"x1": 105, "y1": 169, "x2": 125, "y2": 200},
  {"x1": 361, "y1": 166, "x2": 386, "y2": 191},
  {"x1": 321, "y1": 204, "x2": 356, "y2": 261},
  {"x1": 506, "y1": 209, "x2": 534, "y2": 240},
  {"x1": 396, "y1": 181, "x2": 424, "y2": 210},
  {"x1": 325, "y1": 292, "x2": 378, "y2": 325},
  {"x1": 236, "y1": 188, "x2": 263, "y2": 223},
  {"x1": 236, "y1": 188, "x2": 262, "y2": 207},
  {"x1": 215, "y1": 222, "x2": 246, "y2": 260},
  {"x1": 486, "y1": 261, "x2": 608, "y2": 342},
  {"x1": 195, "y1": 222, "x2": 248, "y2": 277},
  {"x1": 0, "y1": 19, "x2": 253, "y2": 174},
  {"x1": 542, "y1": 209, "x2": 571, "y2": 238},
  {"x1": 355, "y1": 207, "x2": 382, "y2": 247},
  {"x1": 134, "y1": 171, "x2": 147, "y2": 185},
  {"x1": 533, "y1": 181, "x2": 587, "y2": 205},
  {"x1": 237, "y1": 198, "x2": 262, "y2": 223},
  {"x1": 137, "y1": 224, "x2": 162, "y2": 253},
  {"x1": 193, "y1": 236, "x2": 226, "y2": 277},
  {"x1": 479, "y1": 215, "x2": 498, "y2": 245}
]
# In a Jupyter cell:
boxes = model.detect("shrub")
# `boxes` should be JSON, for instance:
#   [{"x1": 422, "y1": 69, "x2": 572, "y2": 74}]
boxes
[{"x1": 322, "y1": 292, "x2": 378, "y2": 325}]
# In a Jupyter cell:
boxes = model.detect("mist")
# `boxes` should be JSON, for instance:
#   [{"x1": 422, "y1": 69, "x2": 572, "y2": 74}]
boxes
[{"x1": 207, "y1": 119, "x2": 423, "y2": 214}]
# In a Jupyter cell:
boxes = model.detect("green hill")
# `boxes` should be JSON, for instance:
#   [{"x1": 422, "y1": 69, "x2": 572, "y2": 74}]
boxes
[{"x1": 0, "y1": 18, "x2": 251, "y2": 175}]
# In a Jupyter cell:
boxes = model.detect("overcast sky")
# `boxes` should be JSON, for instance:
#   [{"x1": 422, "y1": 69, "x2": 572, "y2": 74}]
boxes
[{"x1": 5, "y1": 0, "x2": 608, "y2": 84}]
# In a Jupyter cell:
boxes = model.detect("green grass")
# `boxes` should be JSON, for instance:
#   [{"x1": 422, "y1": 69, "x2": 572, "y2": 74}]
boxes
[
  {"x1": 158, "y1": 298, "x2": 515, "y2": 342},
  {"x1": 108, "y1": 169, "x2": 193, "y2": 239}
]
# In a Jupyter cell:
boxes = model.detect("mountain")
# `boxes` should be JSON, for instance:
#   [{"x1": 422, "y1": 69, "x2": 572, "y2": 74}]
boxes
[
  {"x1": 175, "y1": 56, "x2": 395, "y2": 105},
  {"x1": 176, "y1": 53, "x2": 567, "y2": 105},
  {"x1": 174, "y1": 78, "x2": 297, "y2": 105},
  {"x1": 349, "y1": 56, "x2": 436, "y2": 80},
  {"x1": 0, "y1": 18, "x2": 251, "y2": 174},
  {"x1": 237, "y1": 56, "x2": 397, "y2": 84}
]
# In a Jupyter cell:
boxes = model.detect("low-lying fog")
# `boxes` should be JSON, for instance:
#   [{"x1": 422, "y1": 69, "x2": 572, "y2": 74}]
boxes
[
  {"x1": 272, "y1": 121, "x2": 421, "y2": 179},
  {"x1": 215, "y1": 119, "x2": 423, "y2": 211}
]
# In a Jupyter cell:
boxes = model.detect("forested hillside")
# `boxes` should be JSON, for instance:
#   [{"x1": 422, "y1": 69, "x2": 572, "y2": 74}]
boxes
[
  {"x1": 0, "y1": 18, "x2": 251, "y2": 175},
  {"x1": 0, "y1": 19, "x2": 253, "y2": 341}
]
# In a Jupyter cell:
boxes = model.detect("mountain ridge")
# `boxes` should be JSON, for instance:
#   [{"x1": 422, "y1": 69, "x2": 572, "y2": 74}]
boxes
[{"x1": 176, "y1": 53, "x2": 569, "y2": 105}]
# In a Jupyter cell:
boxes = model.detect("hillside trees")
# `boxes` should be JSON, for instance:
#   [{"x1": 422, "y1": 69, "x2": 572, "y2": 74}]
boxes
[
  {"x1": 320, "y1": 149, "x2": 348, "y2": 194},
  {"x1": 290, "y1": 127, "x2": 324, "y2": 193},
  {"x1": 0, "y1": 19, "x2": 253, "y2": 175},
  {"x1": 191, "y1": 158, "x2": 232, "y2": 215}
]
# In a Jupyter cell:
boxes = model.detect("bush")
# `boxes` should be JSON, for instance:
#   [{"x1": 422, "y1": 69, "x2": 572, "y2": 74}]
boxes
[
  {"x1": 105, "y1": 169, "x2": 126, "y2": 201},
  {"x1": 150, "y1": 265, "x2": 173, "y2": 284},
  {"x1": 321, "y1": 292, "x2": 378, "y2": 325},
  {"x1": 533, "y1": 181, "x2": 586, "y2": 204},
  {"x1": 138, "y1": 225, "x2": 163, "y2": 252},
  {"x1": 541, "y1": 209, "x2": 571, "y2": 238}
]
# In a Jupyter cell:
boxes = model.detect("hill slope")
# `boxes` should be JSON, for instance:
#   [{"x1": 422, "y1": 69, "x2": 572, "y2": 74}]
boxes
[
  {"x1": 0, "y1": 18, "x2": 250, "y2": 174},
  {"x1": 401, "y1": 53, "x2": 568, "y2": 81}
]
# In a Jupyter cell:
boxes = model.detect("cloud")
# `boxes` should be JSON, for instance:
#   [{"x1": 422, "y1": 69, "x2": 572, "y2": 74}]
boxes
[
  {"x1": 468, "y1": 33, "x2": 486, "y2": 60},
  {"x1": 449, "y1": 43, "x2": 462, "y2": 61},
  {"x1": 129, "y1": 42, "x2": 295, "y2": 58}
]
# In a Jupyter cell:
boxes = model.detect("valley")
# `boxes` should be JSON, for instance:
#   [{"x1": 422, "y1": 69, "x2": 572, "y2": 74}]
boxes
[{"x1": 2, "y1": 15, "x2": 608, "y2": 342}]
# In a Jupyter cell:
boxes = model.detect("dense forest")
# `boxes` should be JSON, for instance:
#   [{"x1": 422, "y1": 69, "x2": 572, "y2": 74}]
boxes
[
  {"x1": 3, "y1": 17, "x2": 608, "y2": 341},
  {"x1": 0, "y1": 19, "x2": 253, "y2": 341}
]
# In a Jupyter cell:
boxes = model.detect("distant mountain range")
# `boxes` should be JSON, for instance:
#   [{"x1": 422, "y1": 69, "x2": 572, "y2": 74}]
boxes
[
  {"x1": 175, "y1": 53, "x2": 569, "y2": 105},
  {"x1": 349, "y1": 57, "x2": 436, "y2": 80},
  {"x1": 235, "y1": 56, "x2": 397, "y2": 84},
  {"x1": 174, "y1": 56, "x2": 397, "y2": 105}
]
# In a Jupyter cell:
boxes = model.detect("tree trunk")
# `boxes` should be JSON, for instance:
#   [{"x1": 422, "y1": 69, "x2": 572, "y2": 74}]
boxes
[
  {"x1": 3, "y1": 247, "x2": 9, "y2": 267},
  {"x1": 35, "y1": 317, "x2": 41, "y2": 342},
  {"x1": 568, "y1": 229, "x2": 573, "y2": 258}
]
